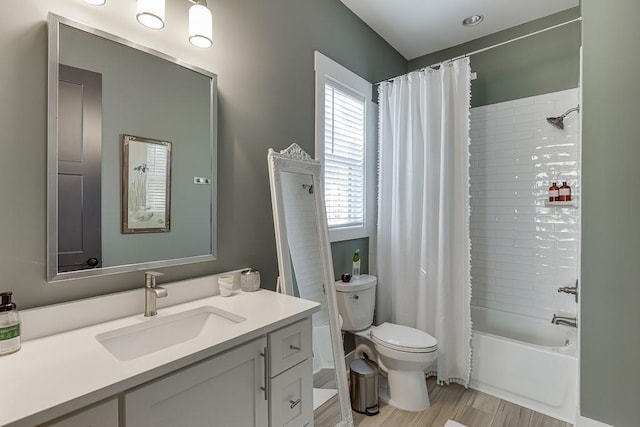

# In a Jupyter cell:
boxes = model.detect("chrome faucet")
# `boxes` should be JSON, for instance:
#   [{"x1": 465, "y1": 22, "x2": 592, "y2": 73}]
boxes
[
  {"x1": 144, "y1": 271, "x2": 167, "y2": 317},
  {"x1": 551, "y1": 314, "x2": 577, "y2": 328},
  {"x1": 558, "y1": 279, "x2": 579, "y2": 303}
]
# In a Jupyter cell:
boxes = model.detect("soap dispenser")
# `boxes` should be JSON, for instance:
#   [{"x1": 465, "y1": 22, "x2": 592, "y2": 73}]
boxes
[{"x1": 0, "y1": 292, "x2": 21, "y2": 356}]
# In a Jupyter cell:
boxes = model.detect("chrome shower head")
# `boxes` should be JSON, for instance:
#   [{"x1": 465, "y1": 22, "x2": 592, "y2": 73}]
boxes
[
  {"x1": 546, "y1": 116, "x2": 565, "y2": 129},
  {"x1": 546, "y1": 105, "x2": 580, "y2": 130}
]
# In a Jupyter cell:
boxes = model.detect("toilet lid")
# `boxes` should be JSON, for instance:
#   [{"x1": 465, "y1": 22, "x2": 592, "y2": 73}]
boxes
[
  {"x1": 335, "y1": 275, "x2": 376, "y2": 292},
  {"x1": 371, "y1": 323, "x2": 438, "y2": 353}
]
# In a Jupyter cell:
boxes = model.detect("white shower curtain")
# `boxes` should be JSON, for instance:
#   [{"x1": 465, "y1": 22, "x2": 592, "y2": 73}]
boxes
[{"x1": 376, "y1": 58, "x2": 472, "y2": 385}]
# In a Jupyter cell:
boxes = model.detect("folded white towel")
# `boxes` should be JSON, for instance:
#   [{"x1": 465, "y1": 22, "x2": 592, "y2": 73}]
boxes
[{"x1": 444, "y1": 420, "x2": 467, "y2": 427}]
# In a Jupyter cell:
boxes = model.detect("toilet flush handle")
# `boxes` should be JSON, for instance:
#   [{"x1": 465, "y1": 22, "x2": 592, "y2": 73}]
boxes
[{"x1": 349, "y1": 294, "x2": 359, "y2": 300}]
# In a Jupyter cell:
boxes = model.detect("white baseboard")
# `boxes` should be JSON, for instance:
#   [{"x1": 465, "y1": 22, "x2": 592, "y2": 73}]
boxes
[{"x1": 577, "y1": 415, "x2": 614, "y2": 427}]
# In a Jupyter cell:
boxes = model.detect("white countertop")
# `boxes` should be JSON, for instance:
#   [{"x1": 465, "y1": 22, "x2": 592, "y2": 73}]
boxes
[{"x1": 1, "y1": 287, "x2": 319, "y2": 426}]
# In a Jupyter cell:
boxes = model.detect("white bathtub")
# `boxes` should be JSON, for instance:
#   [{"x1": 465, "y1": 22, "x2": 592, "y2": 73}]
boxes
[
  {"x1": 470, "y1": 306, "x2": 577, "y2": 423},
  {"x1": 313, "y1": 323, "x2": 334, "y2": 373}
]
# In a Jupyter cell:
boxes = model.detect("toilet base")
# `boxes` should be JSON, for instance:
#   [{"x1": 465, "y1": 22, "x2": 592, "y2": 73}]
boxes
[{"x1": 379, "y1": 370, "x2": 430, "y2": 412}]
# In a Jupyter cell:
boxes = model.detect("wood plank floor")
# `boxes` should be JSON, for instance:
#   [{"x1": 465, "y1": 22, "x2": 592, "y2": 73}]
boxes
[
  {"x1": 314, "y1": 368, "x2": 338, "y2": 389},
  {"x1": 314, "y1": 377, "x2": 572, "y2": 427}
]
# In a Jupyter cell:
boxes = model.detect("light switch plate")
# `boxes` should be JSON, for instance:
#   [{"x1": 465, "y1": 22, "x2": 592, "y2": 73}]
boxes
[{"x1": 193, "y1": 177, "x2": 211, "y2": 184}]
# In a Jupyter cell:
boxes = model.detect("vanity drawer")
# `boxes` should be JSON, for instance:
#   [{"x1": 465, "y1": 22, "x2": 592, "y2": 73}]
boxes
[
  {"x1": 268, "y1": 318, "x2": 312, "y2": 376},
  {"x1": 269, "y1": 358, "x2": 312, "y2": 427},
  {"x1": 46, "y1": 398, "x2": 119, "y2": 427}
]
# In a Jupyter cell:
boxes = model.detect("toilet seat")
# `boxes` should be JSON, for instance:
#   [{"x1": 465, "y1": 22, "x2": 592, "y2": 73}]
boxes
[{"x1": 371, "y1": 323, "x2": 438, "y2": 353}]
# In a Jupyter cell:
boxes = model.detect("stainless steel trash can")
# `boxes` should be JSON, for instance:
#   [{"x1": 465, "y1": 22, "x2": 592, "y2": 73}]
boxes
[{"x1": 349, "y1": 358, "x2": 379, "y2": 415}]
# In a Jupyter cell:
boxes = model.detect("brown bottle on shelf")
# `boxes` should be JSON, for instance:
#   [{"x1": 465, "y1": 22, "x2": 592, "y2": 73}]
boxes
[
  {"x1": 549, "y1": 181, "x2": 559, "y2": 202},
  {"x1": 559, "y1": 181, "x2": 571, "y2": 202}
]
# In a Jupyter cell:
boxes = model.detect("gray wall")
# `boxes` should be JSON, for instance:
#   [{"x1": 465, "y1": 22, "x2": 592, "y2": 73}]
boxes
[
  {"x1": 331, "y1": 238, "x2": 369, "y2": 280},
  {"x1": 409, "y1": 8, "x2": 580, "y2": 107},
  {"x1": 0, "y1": 0, "x2": 406, "y2": 309},
  {"x1": 581, "y1": 1, "x2": 640, "y2": 425}
]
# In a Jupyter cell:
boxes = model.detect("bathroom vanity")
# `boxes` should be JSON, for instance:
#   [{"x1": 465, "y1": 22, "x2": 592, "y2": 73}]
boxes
[{"x1": 0, "y1": 273, "x2": 318, "y2": 427}]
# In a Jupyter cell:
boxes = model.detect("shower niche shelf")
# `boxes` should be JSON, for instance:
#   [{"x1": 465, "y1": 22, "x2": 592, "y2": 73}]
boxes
[{"x1": 545, "y1": 197, "x2": 578, "y2": 208}]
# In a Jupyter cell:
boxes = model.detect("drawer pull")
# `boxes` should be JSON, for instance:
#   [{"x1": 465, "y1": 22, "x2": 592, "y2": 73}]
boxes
[
  {"x1": 289, "y1": 398, "x2": 301, "y2": 409},
  {"x1": 289, "y1": 344, "x2": 301, "y2": 351}
]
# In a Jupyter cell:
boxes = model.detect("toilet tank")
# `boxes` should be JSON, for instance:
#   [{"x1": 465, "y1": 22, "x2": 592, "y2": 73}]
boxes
[{"x1": 335, "y1": 275, "x2": 377, "y2": 332}]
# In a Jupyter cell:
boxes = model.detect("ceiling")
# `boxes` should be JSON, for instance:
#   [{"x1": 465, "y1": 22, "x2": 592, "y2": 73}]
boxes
[{"x1": 339, "y1": 0, "x2": 579, "y2": 60}]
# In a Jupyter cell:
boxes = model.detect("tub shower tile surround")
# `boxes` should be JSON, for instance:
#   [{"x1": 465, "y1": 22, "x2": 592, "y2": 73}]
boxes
[{"x1": 469, "y1": 89, "x2": 579, "y2": 320}]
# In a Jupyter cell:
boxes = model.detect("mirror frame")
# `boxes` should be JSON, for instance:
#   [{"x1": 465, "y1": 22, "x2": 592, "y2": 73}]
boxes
[
  {"x1": 47, "y1": 14, "x2": 218, "y2": 282},
  {"x1": 268, "y1": 144, "x2": 354, "y2": 427}
]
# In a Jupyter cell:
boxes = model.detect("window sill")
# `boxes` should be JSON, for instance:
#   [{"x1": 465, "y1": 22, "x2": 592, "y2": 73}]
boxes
[{"x1": 329, "y1": 225, "x2": 371, "y2": 243}]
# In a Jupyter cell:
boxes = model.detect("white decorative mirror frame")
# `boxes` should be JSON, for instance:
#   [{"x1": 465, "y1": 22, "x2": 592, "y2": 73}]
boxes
[{"x1": 268, "y1": 144, "x2": 353, "y2": 426}]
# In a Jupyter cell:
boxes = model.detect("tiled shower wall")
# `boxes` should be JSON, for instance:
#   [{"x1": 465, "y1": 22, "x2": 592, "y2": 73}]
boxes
[{"x1": 469, "y1": 88, "x2": 580, "y2": 320}]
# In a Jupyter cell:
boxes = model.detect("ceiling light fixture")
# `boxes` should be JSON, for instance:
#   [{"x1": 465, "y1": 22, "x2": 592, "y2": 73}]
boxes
[
  {"x1": 462, "y1": 15, "x2": 484, "y2": 27},
  {"x1": 137, "y1": 0, "x2": 166, "y2": 29},
  {"x1": 188, "y1": 0, "x2": 213, "y2": 48},
  {"x1": 84, "y1": 0, "x2": 213, "y2": 48}
]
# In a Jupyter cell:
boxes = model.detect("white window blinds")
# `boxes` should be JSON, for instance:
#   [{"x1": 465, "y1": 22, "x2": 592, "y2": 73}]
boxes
[
  {"x1": 323, "y1": 81, "x2": 365, "y2": 228},
  {"x1": 315, "y1": 51, "x2": 373, "y2": 242},
  {"x1": 145, "y1": 145, "x2": 168, "y2": 214}
]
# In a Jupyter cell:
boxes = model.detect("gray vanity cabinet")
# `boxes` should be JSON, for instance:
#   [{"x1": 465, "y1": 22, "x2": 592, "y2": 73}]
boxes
[
  {"x1": 122, "y1": 318, "x2": 314, "y2": 427},
  {"x1": 125, "y1": 337, "x2": 269, "y2": 427},
  {"x1": 267, "y1": 319, "x2": 313, "y2": 427},
  {"x1": 37, "y1": 317, "x2": 313, "y2": 427},
  {"x1": 45, "y1": 399, "x2": 118, "y2": 427}
]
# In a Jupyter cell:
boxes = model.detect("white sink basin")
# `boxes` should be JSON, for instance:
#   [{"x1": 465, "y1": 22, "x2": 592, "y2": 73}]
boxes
[{"x1": 96, "y1": 306, "x2": 246, "y2": 361}]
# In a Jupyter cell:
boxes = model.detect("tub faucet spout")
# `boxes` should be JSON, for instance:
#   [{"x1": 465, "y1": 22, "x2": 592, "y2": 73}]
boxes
[{"x1": 551, "y1": 314, "x2": 577, "y2": 328}]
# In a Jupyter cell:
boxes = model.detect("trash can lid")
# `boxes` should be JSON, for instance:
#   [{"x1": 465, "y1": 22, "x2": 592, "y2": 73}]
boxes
[{"x1": 350, "y1": 358, "x2": 378, "y2": 377}]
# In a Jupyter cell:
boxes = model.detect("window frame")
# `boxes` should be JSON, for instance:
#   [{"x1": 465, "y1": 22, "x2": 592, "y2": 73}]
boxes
[{"x1": 314, "y1": 51, "x2": 375, "y2": 242}]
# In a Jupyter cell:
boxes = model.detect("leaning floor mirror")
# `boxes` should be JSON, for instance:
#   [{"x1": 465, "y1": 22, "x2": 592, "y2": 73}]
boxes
[{"x1": 268, "y1": 144, "x2": 353, "y2": 426}]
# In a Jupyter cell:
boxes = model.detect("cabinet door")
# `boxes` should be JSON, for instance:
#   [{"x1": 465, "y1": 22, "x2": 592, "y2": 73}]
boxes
[
  {"x1": 270, "y1": 359, "x2": 313, "y2": 427},
  {"x1": 125, "y1": 337, "x2": 268, "y2": 427},
  {"x1": 45, "y1": 399, "x2": 118, "y2": 427}
]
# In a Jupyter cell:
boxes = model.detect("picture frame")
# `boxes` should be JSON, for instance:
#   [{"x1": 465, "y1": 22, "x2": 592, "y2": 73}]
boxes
[{"x1": 121, "y1": 134, "x2": 172, "y2": 234}]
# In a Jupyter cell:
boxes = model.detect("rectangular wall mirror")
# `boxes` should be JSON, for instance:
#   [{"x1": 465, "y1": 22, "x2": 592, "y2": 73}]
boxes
[{"x1": 47, "y1": 14, "x2": 217, "y2": 281}]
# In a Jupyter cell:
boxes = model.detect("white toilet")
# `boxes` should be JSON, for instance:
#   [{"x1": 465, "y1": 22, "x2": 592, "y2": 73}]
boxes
[{"x1": 335, "y1": 275, "x2": 437, "y2": 412}]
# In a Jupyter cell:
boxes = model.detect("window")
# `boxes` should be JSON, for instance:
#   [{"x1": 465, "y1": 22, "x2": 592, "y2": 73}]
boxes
[
  {"x1": 145, "y1": 144, "x2": 168, "y2": 214},
  {"x1": 315, "y1": 51, "x2": 375, "y2": 242}
]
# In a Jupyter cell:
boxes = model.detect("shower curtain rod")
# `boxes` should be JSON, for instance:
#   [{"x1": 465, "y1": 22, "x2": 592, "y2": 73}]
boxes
[{"x1": 377, "y1": 17, "x2": 582, "y2": 85}]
